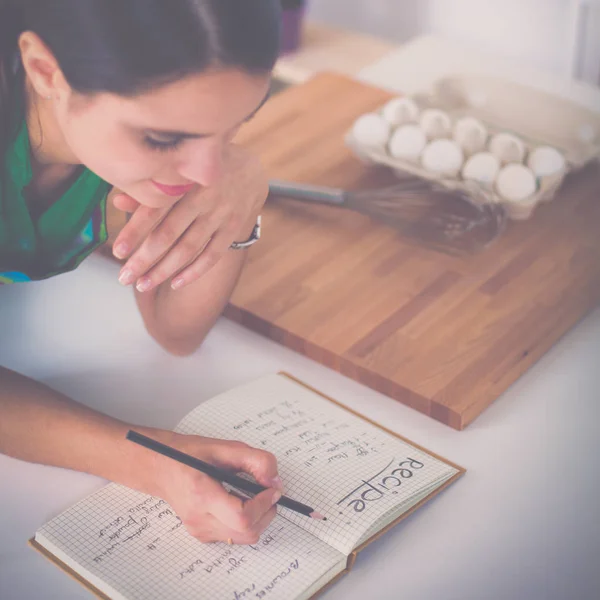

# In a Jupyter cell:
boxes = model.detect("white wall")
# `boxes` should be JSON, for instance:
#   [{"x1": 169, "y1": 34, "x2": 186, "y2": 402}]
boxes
[
  {"x1": 308, "y1": 0, "x2": 600, "y2": 85},
  {"x1": 579, "y1": 1, "x2": 600, "y2": 82},
  {"x1": 425, "y1": 0, "x2": 576, "y2": 77}
]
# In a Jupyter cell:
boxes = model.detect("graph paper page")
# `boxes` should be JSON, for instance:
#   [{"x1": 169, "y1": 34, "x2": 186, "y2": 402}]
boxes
[
  {"x1": 176, "y1": 374, "x2": 459, "y2": 555},
  {"x1": 36, "y1": 484, "x2": 346, "y2": 600}
]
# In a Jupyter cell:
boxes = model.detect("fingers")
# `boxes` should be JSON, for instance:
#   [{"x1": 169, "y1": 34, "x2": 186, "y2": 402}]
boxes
[
  {"x1": 115, "y1": 205, "x2": 170, "y2": 282},
  {"x1": 209, "y1": 487, "x2": 280, "y2": 541},
  {"x1": 140, "y1": 225, "x2": 229, "y2": 293},
  {"x1": 131, "y1": 215, "x2": 217, "y2": 293},
  {"x1": 113, "y1": 204, "x2": 167, "y2": 260},
  {"x1": 112, "y1": 193, "x2": 140, "y2": 214},
  {"x1": 130, "y1": 208, "x2": 244, "y2": 292},
  {"x1": 164, "y1": 437, "x2": 283, "y2": 546},
  {"x1": 168, "y1": 225, "x2": 236, "y2": 291},
  {"x1": 221, "y1": 500, "x2": 279, "y2": 546},
  {"x1": 209, "y1": 441, "x2": 283, "y2": 491},
  {"x1": 112, "y1": 146, "x2": 267, "y2": 290},
  {"x1": 189, "y1": 476, "x2": 279, "y2": 544},
  {"x1": 194, "y1": 500, "x2": 277, "y2": 545},
  {"x1": 123, "y1": 199, "x2": 215, "y2": 291}
]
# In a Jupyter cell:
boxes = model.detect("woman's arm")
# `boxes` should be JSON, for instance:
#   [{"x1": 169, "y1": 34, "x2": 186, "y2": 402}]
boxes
[
  {"x1": 0, "y1": 365, "x2": 282, "y2": 544},
  {"x1": 105, "y1": 187, "x2": 251, "y2": 357},
  {"x1": 0, "y1": 365, "x2": 176, "y2": 491},
  {"x1": 134, "y1": 233, "x2": 250, "y2": 356},
  {"x1": 110, "y1": 146, "x2": 266, "y2": 357}
]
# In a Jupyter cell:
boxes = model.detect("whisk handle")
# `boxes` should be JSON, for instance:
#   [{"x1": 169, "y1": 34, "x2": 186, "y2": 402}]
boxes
[{"x1": 269, "y1": 180, "x2": 346, "y2": 206}]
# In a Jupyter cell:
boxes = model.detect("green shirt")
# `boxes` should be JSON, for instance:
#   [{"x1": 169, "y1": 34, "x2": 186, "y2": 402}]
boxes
[{"x1": 0, "y1": 117, "x2": 111, "y2": 284}]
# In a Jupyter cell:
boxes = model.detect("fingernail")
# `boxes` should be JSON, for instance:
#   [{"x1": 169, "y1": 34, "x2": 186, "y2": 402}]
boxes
[
  {"x1": 113, "y1": 243, "x2": 129, "y2": 259},
  {"x1": 119, "y1": 269, "x2": 134, "y2": 286},
  {"x1": 271, "y1": 491, "x2": 282, "y2": 506},
  {"x1": 271, "y1": 476, "x2": 284, "y2": 491},
  {"x1": 136, "y1": 277, "x2": 152, "y2": 293},
  {"x1": 171, "y1": 277, "x2": 185, "y2": 291}
]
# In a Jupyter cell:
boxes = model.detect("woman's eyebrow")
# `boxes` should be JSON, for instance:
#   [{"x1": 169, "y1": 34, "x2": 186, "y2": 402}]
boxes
[{"x1": 144, "y1": 89, "x2": 272, "y2": 139}]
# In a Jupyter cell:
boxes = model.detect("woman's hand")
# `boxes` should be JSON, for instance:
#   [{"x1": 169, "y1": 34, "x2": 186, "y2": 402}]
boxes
[
  {"x1": 0, "y1": 365, "x2": 281, "y2": 545},
  {"x1": 112, "y1": 145, "x2": 268, "y2": 293},
  {"x1": 149, "y1": 432, "x2": 283, "y2": 545}
]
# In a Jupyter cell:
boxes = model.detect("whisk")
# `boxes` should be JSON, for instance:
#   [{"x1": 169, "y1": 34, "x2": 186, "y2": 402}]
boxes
[{"x1": 268, "y1": 178, "x2": 507, "y2": 255}]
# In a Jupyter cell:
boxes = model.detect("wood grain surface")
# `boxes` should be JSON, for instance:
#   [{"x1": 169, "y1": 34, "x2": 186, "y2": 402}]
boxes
[
  {"x1": 228, "y1": 73, "x2": 600, "y2": 429},
  {"x1": 103, "y1": 73, "x2": 600, "y2": 430}
]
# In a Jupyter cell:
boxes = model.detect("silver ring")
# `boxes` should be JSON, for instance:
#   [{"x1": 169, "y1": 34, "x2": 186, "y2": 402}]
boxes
[{"x1": 230, "y1": 216, "x2": 262, "y2": 250}]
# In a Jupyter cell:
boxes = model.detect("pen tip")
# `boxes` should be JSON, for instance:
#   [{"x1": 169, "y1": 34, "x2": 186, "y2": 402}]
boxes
[{"x1": 310, "y1": 512, "x2": 327, "y2": 521}]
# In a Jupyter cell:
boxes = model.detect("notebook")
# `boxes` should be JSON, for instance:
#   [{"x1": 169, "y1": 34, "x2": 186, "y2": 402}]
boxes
[{"x1": 31, "y1": 373, "x2": 465, "y2": 600}]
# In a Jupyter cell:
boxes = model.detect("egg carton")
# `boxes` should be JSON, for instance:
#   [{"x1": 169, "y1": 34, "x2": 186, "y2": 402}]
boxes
[{"x1": 345, "y1": 75, "x2": 600, "y2": 221}]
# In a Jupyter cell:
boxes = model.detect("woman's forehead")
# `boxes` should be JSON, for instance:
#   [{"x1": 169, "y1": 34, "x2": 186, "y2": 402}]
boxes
[{"x1": 105, "y1": 69, "x2": 271, "y2": 133}]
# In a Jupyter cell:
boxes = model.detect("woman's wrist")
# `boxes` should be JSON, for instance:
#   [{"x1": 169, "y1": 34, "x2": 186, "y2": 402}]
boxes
[{"x1": 101, "y1": 424, "x2": 180, "y2": 498}]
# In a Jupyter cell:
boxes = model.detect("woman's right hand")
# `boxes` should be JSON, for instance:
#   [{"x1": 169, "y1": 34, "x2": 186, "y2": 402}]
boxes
[
  {"x1": 146, "y1": 431, "x2": 283, "y2": 545},
  {"x1": 0, "y1": 367, "x2": 281, "y2": 546}
]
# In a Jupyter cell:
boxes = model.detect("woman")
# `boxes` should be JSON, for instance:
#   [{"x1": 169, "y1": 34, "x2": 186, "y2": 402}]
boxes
[{"x1": 0, "y1": 0, "x2": 284, "y2": 545}]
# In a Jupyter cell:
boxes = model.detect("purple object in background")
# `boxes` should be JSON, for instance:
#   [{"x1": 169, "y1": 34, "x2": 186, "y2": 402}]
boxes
[{"x1": 280, "y1": 4, "x2": 306, "y2": 55}]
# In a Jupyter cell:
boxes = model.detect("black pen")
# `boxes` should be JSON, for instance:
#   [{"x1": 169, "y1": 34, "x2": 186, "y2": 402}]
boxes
[{"x1": 126, "y1": 431, "x2": 326, "y2": 521}]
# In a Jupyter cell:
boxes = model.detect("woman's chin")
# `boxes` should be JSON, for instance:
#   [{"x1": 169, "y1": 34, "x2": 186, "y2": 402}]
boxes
[{"x1": 119, "y1": 183, "x2": 181, "y2": 209}]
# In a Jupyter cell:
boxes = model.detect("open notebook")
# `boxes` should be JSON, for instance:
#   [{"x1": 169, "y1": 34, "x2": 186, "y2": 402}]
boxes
[{"x1": 31, "y1": 373, "x2": 464, "y2": 600}]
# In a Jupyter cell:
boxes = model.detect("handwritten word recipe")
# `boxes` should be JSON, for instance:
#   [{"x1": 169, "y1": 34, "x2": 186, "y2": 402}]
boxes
[{"x1": 176, "y1": 376, "x2": 454, "y2": 554}]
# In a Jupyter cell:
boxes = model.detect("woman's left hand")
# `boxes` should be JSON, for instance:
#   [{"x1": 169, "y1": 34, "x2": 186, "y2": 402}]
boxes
[{"x1": 112, "y1": 145, "x2": 268, "y2": 293}]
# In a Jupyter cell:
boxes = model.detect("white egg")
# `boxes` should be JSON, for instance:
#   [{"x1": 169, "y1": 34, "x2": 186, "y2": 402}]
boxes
[
  {"x1": 462, "y1": 152, "x2": 500, "y2": 185},
  {"x1": 382, "y1": 97, "x2": 420, "y2": 127},
  {"x1": 421, "y1": 139, "x2": 465, "y2": 176},
  {"x1": 495, "y1": 164, "x2": 537, "y2": 202},
  {"x1": 351, "y1": 113, "x2": 391, "y2": 149},
  {"x1": 527, "y1": 146, "x2": 566, "y2": 177},
  {"x1": 489, "y1": 132, "x2": 526, "y2": 165},
  {"x1": 388, "y1": 124, "x2": 427, "y2": 160},
  {"x1": 419, "y1": 109, "x2": 452, "y2": 139},
  {"x1": 453, "y1": 117, "x2": 488, "y2": 155}
]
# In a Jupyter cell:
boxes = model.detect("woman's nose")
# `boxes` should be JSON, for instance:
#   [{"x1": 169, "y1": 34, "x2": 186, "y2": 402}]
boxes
[{"x1": 177, "y1": 139, "x2": 224, "y2": 188}]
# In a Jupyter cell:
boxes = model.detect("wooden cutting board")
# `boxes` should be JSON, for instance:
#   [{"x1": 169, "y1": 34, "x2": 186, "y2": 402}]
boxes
[
  {"x1": 103, "y1": 72, "x2": 600, "y2": 430},
  {"x1": 226, "y1": 73, "x2": 600, "y2": 430}
]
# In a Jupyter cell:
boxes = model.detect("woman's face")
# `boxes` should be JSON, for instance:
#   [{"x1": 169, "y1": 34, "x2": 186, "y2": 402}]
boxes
[{"x1": 54, "y1": 69, "x2": 271, "y2": 208}]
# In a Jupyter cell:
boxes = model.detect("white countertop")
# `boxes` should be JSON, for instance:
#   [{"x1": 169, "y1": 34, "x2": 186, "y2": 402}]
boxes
[
  {"x1": 1, "y1": 255, "x2": 599, "y2": 600},
  {"x1": 273, "y1": 22, "x2": 396, "y2": 85}
]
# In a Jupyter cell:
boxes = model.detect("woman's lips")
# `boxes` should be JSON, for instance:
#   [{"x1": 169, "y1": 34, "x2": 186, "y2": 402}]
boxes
[{"x1": 151, "y1": 180, "x2": 195, "y2": 197}]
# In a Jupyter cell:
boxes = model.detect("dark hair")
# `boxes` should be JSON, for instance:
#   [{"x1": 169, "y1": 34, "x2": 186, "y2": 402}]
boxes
[
  {"x1": 0, "y1": 0, "x2": 281, "y2": 167},
  {"x1": 281, "y1": 0, "x2": 305, "y2": 9}
]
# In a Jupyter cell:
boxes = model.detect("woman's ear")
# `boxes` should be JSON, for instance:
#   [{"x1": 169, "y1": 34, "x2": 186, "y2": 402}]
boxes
[{"x1": 18, "y1": 31, "x2": 70, "y2": 102}]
